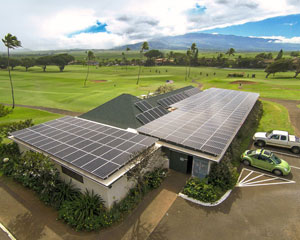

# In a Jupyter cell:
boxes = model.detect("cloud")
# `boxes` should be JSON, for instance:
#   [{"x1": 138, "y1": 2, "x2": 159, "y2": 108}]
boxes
[
  {"x1": 1, "y1": 0, "x2": 300, "y2": 50},
  {"x1": 250, "y1": 35, "x2": 300, "y2": 44}
]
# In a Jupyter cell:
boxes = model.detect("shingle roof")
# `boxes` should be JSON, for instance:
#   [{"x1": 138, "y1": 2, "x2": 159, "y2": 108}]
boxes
[{"x1": 79, "y1": 86, "x2": 197, "y2": 129}]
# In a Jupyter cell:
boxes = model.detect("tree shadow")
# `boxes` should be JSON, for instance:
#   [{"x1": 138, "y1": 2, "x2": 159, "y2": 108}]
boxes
[
  {"x1": 125, "y1": 217, "x2": 168, "y2": 240},
  {"x1": 8, "y1": 212, "x2": 45, "y2": 240},
  {"x1": 185, "y1": 187, "x2": 242, "y2": 216}
]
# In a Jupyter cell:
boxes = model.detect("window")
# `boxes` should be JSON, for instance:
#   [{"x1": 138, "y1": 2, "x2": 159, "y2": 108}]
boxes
[
  {"x1": 61, "y1": 166, "x2": 84, "y2": 183},
  {"x1": 280, "y1": 135, "x2": 287, "y2": 141},
  {"x1": 271, "y1": 135, "x2": 279, "y2": 140}
]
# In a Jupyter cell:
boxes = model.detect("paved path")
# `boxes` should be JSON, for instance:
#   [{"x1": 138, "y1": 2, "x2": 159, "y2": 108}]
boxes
[{"x1": 1, "y1": 103, "x2": 83, "y2": 116}]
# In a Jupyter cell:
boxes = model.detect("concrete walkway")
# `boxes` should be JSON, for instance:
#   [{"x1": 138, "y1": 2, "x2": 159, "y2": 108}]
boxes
[{"x1": 0, "y1": 170, "x2": 188, "y2": 240}]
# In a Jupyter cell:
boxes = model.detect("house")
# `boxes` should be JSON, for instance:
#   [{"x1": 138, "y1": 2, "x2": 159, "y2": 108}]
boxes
[{"x1": 10, "y1": 86, "x2": 259, "y2": 207}]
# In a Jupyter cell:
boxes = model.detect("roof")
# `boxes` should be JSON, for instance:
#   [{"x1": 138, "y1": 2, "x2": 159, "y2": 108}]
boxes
[
  {"x1": 79, "y1": 86, "x2": 197, "y2": 129},
  {"x1": 273, "y1": 130, "x2": 288, "y2": 136},
  {"x1": 138, "y1": 88, "x2": 259, "y2": 162},
  {"x1": 80, "y1": 94, "x2": 141, "y2": 129},
  {"x1": 10, "y1": 116, "x2": 157, "y2": 186}
]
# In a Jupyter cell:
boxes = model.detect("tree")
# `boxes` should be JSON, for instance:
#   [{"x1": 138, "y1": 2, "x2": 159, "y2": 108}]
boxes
[
  {"x1": 9, "y1": 58, "x2": 21, "y2": 70},
  {"x1": 144, "y1": 49, "x2": 164, "y2": 59},
  {"x1": 84, "y1": 50, "x2": 95, "y2": 87},
  {"x1": 226, "y1": 48, "x2": 236, "y2": 57},
  {"x1": 126, "y1": 147, "x2": 166, "y2": 195},
  {"x1": 275, "y1": 49, "x2": 283, "y2": 60},
  {"x1": 21, "y1": 58, "x2": 35, "y2": 71},
  {"x1": 185, "y1": 49, "x2": 191, "y2": 80},
  {"x1": 51, "y1": 54, "x2": 74, "y2": 72},
  {"x1": 2, "y1": 33, "x2": 22, "y2": 109},
  {"x1": 136, "y1": 42, "x2": 149, "y2": 85},
  {"x1": 265, "y1": 58, "x2": 292, "y2": 78},
  {"x1": 291, "y1": 51, "x2": 300, "y2": 57},
  {"x1": 293, "y1": 58, "x2": 300, "y2": 78},
  {"x1": 36, "y1": 56, "x2": 52, "y2": 72}
]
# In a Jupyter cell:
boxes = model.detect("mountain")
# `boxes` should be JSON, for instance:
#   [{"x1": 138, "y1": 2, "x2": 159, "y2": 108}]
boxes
[{"x1": 114, "y1": 33, "x2": 300, "y2": 51}]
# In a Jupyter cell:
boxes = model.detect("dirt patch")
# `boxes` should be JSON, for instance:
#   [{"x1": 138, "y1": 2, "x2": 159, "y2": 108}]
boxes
[
  {"x1": 230, "y1": 80, "x2": 257, "y2": 84},
  {"x1": 1, "y1": 103, "x2": 83, "y2": 116},
  {"x1": 90, "y1": 80, "x2": 107, "y2": 83}
]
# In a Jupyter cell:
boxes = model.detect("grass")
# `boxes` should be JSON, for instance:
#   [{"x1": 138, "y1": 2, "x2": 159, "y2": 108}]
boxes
[
  {"x1": 297, "y1": 104, "x2": 300, "y2": 109},
  {"x1": 257, "y1": 100, "x2": 295, "y2": 134},
  {"x1": 0, "y1": 65, "x2": 299, "y2": 133},
  {"x1": 1, "y1": 65, "x2": 300, "y2": 113},
  {"x1": 0, "y1": 107, "x2": 62, "y2": 125}
]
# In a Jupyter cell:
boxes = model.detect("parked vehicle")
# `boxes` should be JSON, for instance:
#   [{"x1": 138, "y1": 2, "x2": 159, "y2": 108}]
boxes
[
  {"x1": 241, "y1": 149, "x2": 291, "y2": 176},
  {"x1": 253, "y1": 130, "x2": 300, "y2": 154}
]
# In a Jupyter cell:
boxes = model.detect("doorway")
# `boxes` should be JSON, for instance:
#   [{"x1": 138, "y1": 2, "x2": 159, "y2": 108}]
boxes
[{"x1": 187, "y1": 155, "x2": 193, "y2": 174}]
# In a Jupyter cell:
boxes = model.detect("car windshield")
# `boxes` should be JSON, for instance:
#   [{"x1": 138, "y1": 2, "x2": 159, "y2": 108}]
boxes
[
  {"x1": 270, "y1": 154, "x2": 281, "y2": 164},
  {"x1": 266, "y1": 130, "x2": 273, "y2": 138}
]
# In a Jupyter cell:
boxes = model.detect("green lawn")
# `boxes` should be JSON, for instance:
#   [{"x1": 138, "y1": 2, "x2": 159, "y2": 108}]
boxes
[
  {"x1": 0, "y1": 107, "x2": 62, "y2": 125},
  {"x1": 257, "y1": 100, "x2": 295, "y2": 134},
  {"x1": 0, "y1": 65, "x2": 299, "y2": 133},
  {"x1": 1, "y1": 65, "x2": 300, "y2": 113}
]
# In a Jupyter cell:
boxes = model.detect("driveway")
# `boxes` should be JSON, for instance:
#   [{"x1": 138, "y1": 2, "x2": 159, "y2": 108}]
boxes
[{"x1": 149, "y1": 152, "x2": 300, "y2": 240}]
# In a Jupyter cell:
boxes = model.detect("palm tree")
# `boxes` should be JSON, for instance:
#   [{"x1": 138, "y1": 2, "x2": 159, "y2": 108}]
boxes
[
  {"x1": 2, "y1": 33, "x2": 22, "y2": 109},
  {"x1": 185, "y1": 49, "x2": 191, "y2": 81},
  {"x1": 84, "y1": 50, "x2": 95, "y2": 87},
  {"x1": 125, "y1": 47, "x2": 130, "y2": 71},
  {"x1": 136, "y1": 42, "x2": 149, "y2": 85}
]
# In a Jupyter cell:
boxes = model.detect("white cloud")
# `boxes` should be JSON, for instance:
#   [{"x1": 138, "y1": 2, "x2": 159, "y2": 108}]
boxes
[
  {"x1": 249, "y1": 35, "x2": 300, "y2": 44},
  {"x1": 1, "y1": 0, "x2": 300, "y2": 50}
]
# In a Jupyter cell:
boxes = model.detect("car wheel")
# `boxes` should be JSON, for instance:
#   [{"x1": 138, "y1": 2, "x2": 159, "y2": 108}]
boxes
[
  {"x1": 257, "y1": 140, "x2": 265, "y2": 147},
  {"x1": 243, "y1": 160, "x2": 251, "y2": 166},
  {"x1": 273, "y1": 169, "x2": 283, "y2": 176},
  {"x1": 291, "y1": 147, "x2": 300, "y2": 154}
]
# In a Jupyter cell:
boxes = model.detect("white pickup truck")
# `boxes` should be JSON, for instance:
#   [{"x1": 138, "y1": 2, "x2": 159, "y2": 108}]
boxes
[{"x1": 253, "y1": 130, "x2": 300, "y2": 154}]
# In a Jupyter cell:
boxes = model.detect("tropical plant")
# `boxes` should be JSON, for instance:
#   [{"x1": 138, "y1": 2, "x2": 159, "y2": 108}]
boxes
[
  {"x1": 51, "y1": 179, "x2": 81, "y2": 209},
  {"x1": 84, "y1": 50, "x2": 95, "y2": 87},
  {"x1": 2, "y1": 33, "x2": 22, "y2": 109},
  {"x1": 136, "y1": 41, "x2": 149, "y2": 85},
  {"x1": 58, "y1": 190, "x2": 106, "y2": 231}
]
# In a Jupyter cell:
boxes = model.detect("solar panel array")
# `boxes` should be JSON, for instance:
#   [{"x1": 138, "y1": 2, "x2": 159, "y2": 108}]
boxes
[
  {"x1": 157, "y1": 88, "x2": 201, "y2": 108},
  {"x1": 11, "y1": 116, "x2": 157, "y2": 180},
  {"x1": 136, "y1": 106, "x2": 169, "y2": 124},
  {"x1": 138, "y1": 88, "x2": 259, "y2": 158},
  {"x1": 135, "y1": 100, "x2": 153, "y2": 112}
]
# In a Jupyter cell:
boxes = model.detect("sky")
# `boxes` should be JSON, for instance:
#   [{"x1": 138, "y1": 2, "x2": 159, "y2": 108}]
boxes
[{"x1": 1, "y1": 0, "x2": 300, "y2": 51}]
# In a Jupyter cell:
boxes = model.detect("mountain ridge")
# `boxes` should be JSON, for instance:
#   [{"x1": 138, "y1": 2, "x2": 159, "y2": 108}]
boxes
[{"x1": 113, "y1": 32, "x2": 300, "y2": 51}]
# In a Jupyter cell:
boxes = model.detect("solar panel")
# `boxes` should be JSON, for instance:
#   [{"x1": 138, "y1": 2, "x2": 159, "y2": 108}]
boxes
[
  {"x1": 135, "y1": 100, "x2": 153, "y2": 112},
  {"x1": 157, "y1": 87, "x2": 200, "y2": 108},
  {"x1": 138, "y1": 88, "x2": 259, "y2": 159},
  {"x1": 136, "y1": 106, "x2": 169, "y2": 125},
  {"x1": 11, "y1": 116, "x2": 157, "y2": 180}
]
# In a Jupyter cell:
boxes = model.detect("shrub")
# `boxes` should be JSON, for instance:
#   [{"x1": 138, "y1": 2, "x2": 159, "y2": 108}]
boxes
[
  {"x1": 58, "y1": 190, "x2": 107, "y2": 231},
  {"x1": 0, "y1": 142, "x2": 20, "y2": 176},
  {"x1": 0, "y1": 119, "x2": 33, "y2": 138},
  {"x1": 12, "y1": 151, "x2": 59, "y2": 194},
  {"x1": 0, "y1": 104, "x2": 12, "y2": 117},
  {"x1": 144, "y1": 168, "x2": 167, "y2": 189},
  {"x1": 182, "y1": 178, "x2": 222, "y2": 203},
  {"x1": 208, "y1": 160, "x2": 238, "y2": 191},
  {"x1": 51, "y1": 180, "x2": 81, "y2": 209}
]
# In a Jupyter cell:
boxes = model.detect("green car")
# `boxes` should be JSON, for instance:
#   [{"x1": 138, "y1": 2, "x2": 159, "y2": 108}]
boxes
[{"x1": 241, "y1": 149, "x2": 291, "y2": 176}]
